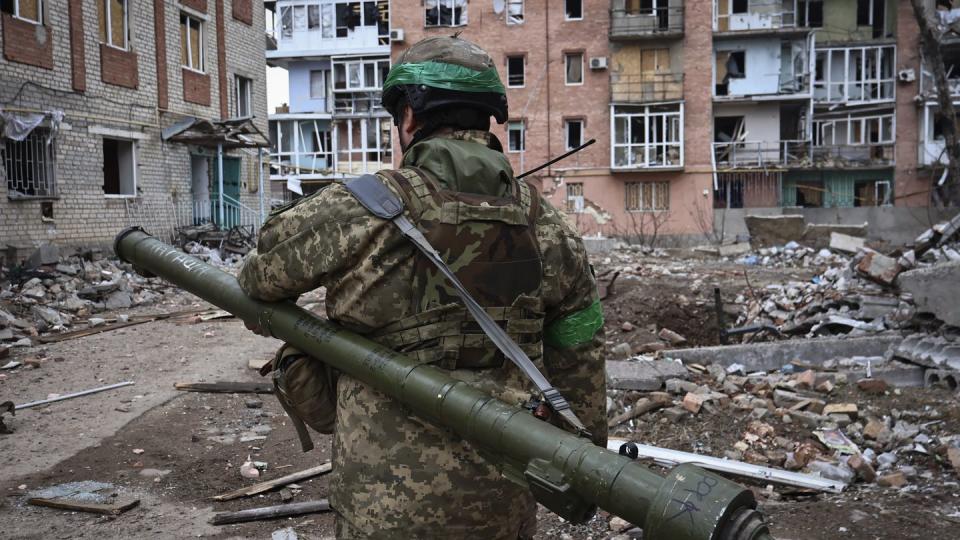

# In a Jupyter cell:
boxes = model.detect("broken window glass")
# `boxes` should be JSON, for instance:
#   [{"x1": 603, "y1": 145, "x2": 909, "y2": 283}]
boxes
[
  {"x1": 308, "y1": 5, "x2": 320, "y2": 29},
  {"x1": 280, "y1": 6, "x2": 292, "y2": 38}
]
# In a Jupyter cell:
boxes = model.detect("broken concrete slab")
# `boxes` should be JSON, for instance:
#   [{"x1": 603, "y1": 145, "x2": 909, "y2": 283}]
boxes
[
  {"x1": 663, "y1": 335, "x2": 902, "y2": 373},
  {"x1": 924, "y1": 369, "x2": 960, "y2": 391},
  {"x1": 744, "y1": 215, "x2": 806, "y2": 248},
  {"x1": 891, "y1": 334, "x2": 960, "y2": 370},
  {"x1": 856, "y1": 252, "x2": 901, "y2": 285},
  {"x1": 25, "y1": 244, "x2": 60, "y2": 269},
  {"x1": 803, "y1": 224, "x2": 867, "y2": 249},
  {"x1": 829, "y1": 232, "x2": 866, "y2": 254},
  {"x1": 606, "y1": 359, "x2": 688, "y2": 391},
  {"x1": 897, "y1": 260, "x2": 960, "y2": 327}
]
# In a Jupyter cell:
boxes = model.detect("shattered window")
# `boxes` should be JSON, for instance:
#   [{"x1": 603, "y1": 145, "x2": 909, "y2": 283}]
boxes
[
  {"x1": 565, "y1": 0, "x2": 582, "y2": 20},
  {"x1": 507, "y1": 55, "x2": 525, "y2": 87},
  {"x1": 612, "y1": 104, "x2": 683, "y2": 168},
  {"x1": 565, "y1": 182, "x2": 584, "y2": 213},
  {"x1": 565, "y1": 119, "x2": 583, "y2": 150},
  {"x1": 308, "y1": 5, "x2": 320, "y2": 29},
  {"x1": 280, "y1": 6, "x2": 293, "y2": 38},
  {"x1": 506, "y1": 0, "x2": 523, "y2": 25},
  {"x1": 507, "y1": 121, "x2": 525, "y2": 152},
  {"x1": 425, "y1": 0, "x2": 467, "y2": 27}
]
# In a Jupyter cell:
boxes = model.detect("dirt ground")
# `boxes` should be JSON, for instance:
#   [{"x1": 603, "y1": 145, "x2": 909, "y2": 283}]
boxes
[{"x1": 1, "y1": 253, "x2": 959, "y2": 539}]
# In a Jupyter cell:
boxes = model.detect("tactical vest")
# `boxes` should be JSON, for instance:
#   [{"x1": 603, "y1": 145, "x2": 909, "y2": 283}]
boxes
[{"x1": 369, "y1": 166, "x2": 545, "y2": 371}]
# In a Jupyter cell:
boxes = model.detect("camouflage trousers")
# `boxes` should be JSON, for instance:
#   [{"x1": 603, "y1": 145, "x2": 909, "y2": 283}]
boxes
[{"x1": 333, "y1": 508, "x2": 537, "y2": 539}]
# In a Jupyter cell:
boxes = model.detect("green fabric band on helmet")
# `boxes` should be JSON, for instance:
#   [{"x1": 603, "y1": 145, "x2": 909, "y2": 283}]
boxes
[
  {"x1": 544, "y1": 299, "x2": 604, "y2": 349},
  {"x1": 383, "y1": 61, "x2": 506, "y2": 95}
]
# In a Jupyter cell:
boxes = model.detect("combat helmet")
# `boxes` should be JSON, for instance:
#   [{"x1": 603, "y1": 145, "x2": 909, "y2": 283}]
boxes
[{"x1": 382, "y1": 36, "x2": 508, "y2": 144}]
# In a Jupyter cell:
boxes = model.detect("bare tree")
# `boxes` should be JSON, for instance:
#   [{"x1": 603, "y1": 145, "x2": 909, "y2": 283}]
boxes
[
  {"x1": 689, "y1": 198, "x2": 726, "y2": 246},
  {"x1": 911, "y1": 0, "x2": 960, "y2": 204}
]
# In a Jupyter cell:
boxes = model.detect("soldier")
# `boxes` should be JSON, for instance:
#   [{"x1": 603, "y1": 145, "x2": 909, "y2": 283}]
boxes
[{"x1": 238, "y1": 36, "x2": 606, "y2": 539}]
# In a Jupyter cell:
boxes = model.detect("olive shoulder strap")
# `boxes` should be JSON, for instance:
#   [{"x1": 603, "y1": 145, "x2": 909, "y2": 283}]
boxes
[{"x1": 344, "y1": 173, "x2": 588, "y2": 435}]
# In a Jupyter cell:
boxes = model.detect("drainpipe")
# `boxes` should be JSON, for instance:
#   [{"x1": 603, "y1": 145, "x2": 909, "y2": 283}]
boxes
[
  {"x1": 218, "y1": 143, "x2": 225, "y2": 228},
  {"x1": 258, "y1": 147, "x2": 265, "y2": 222}
]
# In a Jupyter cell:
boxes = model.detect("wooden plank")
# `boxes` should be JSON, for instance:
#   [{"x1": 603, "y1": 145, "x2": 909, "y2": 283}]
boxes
[
  {"x1": 608, "y1": 393, "x2": 673, "y2": 428},
  {"x1": 210, "y1": 500, "x2": 331, "y2": 525},
  {"x1": 36, "y1": 309, "x2": 208, "y2": 344},
  {"x1": 212, "y1": 462, "x2": 332, "y2": 501},
  {"x1": 175, "y1": 381, "x2": 273, "y2": 394},
  {"x1": 28, "y1": 497, "x2": 140, "y2": 515}
]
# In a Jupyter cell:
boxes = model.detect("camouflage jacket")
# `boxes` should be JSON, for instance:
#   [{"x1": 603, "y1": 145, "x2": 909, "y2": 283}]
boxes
[{"x1": 238, "y1": 130, "x2": 606, "y2": 539}]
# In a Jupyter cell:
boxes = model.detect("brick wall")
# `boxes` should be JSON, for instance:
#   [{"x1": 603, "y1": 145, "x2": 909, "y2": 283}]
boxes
[
  {"x1": 0, "y1": 0, "x2": 268, "y2": 251},
  {"x1": 233, "y1": 0, "x2": 253, "y2": 25},
  {"x1": 183, "y1": 68, "x2": 212, "y2": 105},
  {"x1": 2, "y1": 12, "x2": 54, "y2": 69},
  {"x1": 894, "y1": 0, "x2": 928, "y2": 207},
  {"x1": 68, "y1": 0, "x2": 86, "y2": 92},
  {"x1": 100, "y1": 44, "x2": 139, "y2": 89}
]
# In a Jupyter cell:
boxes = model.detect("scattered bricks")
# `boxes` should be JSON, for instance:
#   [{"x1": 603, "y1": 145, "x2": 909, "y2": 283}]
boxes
[
  {"x1": 609, "y1": 517, "x2": 631, "y2": 533},
  {"x1": 796, "y1": 369, "x2": 817, "y2": 389},
  {"x1": 856, "y1": 251, "x2": 901, "y2": 286},
  {"x1": 877, "y1": 471, "x2": 908, "y2": 488},
  {"x1": 823, "y1": 403, "x2": 858, "y2": 418},
  {"x1": 847, "y1": 454, "x2": 877, "y2": 483},
  {"x1": 829, "y1": 232, "x2": 866, "y2": 254},
  {"x1": 657, "y1": 328, "x2": 687, "y2": 346},
  {"x1": 682, "y1": 392, "x2": 708, "y2": 414},
  {"x1": 620, "y1": 322, "x2": 634, "y2": 332},
  {"x1": 857, "y1": 378, "x2": 889, "y2": 395},
  {"x1": 773, "y1": 389, "x2": 805, "y2": 408},
  {"x1": 806, "y1": 399, "x2": 826, "y2": 414},
  {"x1": 610, "y1": 343, "x2": 632, "y2": 359},
  {"x1": 816, "y1": 380, "x2": 835, "y2": 394}
]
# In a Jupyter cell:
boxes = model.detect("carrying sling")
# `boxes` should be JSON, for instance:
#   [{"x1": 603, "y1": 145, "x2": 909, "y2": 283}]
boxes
[{"x1": 345, "y1": 173, "x2": 588, "y2": 435}]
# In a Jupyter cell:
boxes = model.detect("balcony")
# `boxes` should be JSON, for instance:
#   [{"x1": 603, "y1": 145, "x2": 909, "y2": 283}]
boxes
[
  {"x1": 810, "y1": 144, "x2": 895, "y2": 168},
  {"x1": 813, "y1": 46, "x2": 896, "y2": 105},
  {"x1": 713, "y1": 0, "x2": 807, "y2": 34},
  {"x1": 610, "y1": 1, "x2": 683, "y2": 40},
  {"x1": 713, "y1": 140, "x2": 811, "y2": 170},
  {"x1": 332, "y1": 93, "x2": 386, "y2": 116},
  {"x1": 611, "y1": 72, "x2": 684, "y2": 103}
]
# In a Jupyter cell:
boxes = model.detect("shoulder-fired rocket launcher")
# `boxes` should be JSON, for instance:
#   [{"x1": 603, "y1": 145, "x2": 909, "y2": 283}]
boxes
[{"x1": 114, "y1": 228, "x2": 773, "y2": 540}]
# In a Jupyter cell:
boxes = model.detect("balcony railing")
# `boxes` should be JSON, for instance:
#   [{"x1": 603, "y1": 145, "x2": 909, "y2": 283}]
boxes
[
  {"x1": 610, "y1": 2, "x2": 683, "y2": 40},
  {"x1": 714, "y1": 0, "x2": 799, "y2": 33},
  {"x1": 811, "y1": 144, "x2": 895, "y2": 168},
  {"x1": 333, "y1": 93, "x2": 386, "y2": 115},
  {"x1": 919, "y1": 66, "x2": 960, "y2": 100},
  {"x1": 713, "y1": 140, "x2": 811, "y2": 170},
  {"x1": 611, "y1": 72, "x2": 684, "y2": 103},
  {"x1": 270, "y1": 149, "x2": 334, "y2": 178}
]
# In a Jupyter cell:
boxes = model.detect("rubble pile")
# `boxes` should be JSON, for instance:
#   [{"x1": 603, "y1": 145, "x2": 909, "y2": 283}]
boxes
[
  {"x1": 734, "y1": 241, "x2": 850, "y2": 269},
  {"x1": 606, "y1": 357, "x2": 960, "y2": 496},
  {"x1": 0, "y1": 240, "x2": 248, "y2": 347},
  {"x1": 176, "y1": 223, "x2": 256, "y2": 258},
  {"x1": 734, "y1": 214, "x2": 960, "y2": 341}
]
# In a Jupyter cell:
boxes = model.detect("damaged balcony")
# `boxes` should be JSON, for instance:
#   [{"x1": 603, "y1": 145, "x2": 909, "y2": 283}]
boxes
[
  {"x1": 713, "y1": 140, "x2": 811, "y2": 170},
  {"x1": 918, "y1": 103, "x2": 960, "y2": 168},
  {"x1": 268, "y1": 116, "x2": 334, "y2": 181},
  {"x1": 713, "y1": 0, "x2": 816, "y2": 35},
  {"x1": 611, "y1": 103, "x2": 684, "y2": 170},
  {"x1": 268, "y1": 0, "x2": 391, "y2": 63},
  {"x1": 611, "y1": 72, "x2": 684, "y2": 103},
  {"x1": 918, "y1": 38, "x2": 960, "y2": 103},
  {"x1": 814, "y1": 44, "x2": 896, "y2": 105},
  {"x1": 609, "y1": 0, "x2": 683, "y2": 40},
  {"x1": 714, "y1": 36, "x2": 814, "y2": 101},
  {"x1": 811, "y1": 110, "x2": 895, "y2": 168}
]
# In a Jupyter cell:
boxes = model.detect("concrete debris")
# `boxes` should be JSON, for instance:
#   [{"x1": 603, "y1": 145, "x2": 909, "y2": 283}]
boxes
[
  {"x1": 606, "y1": 358, "x2": 688, "y2": 391},
  {"x1": 897, "y1": 261, "x2": 960, "y2": 328},
  {"x1": 856, "y1": 252, "x2": 901, "y2": 286},
  {"x1": 829, "y1": 232, "x2": 866, "y2": 254}
]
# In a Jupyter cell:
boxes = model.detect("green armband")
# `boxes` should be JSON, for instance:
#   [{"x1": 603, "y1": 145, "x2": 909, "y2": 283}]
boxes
[{"x1": 544, "y1": 299, "x2": 604, "y2": 349}]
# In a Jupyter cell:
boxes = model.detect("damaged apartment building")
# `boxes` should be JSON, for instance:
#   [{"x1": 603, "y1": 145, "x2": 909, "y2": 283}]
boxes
[
  {"x1": 383, "y1": 1, "x2": 956, "y2": 245},
  {"x1": 0, "y1": 0, "x2": 269, "y2": 258},
  {"x1": 264, "y1": 0, "x2": 391, "y2": 200}
]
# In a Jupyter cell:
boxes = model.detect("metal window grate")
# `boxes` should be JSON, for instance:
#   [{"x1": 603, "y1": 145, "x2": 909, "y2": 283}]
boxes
[{"x1": 4, "y1": 129, "x2": 57, "y2": 198}]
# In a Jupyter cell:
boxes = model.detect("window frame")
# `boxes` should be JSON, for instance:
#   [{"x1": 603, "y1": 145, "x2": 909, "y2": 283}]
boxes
[
  {"x1": 101, "y1": 137, "x2": 138, "y2": 198},
  {"x1": 309, "y1": 69, "x2": 327, "y2": 99},
  {"x1": 7, "y1": 0, "x2": 43, "y2": 25},
  {"x1": 625, "y1": 181, "x2": 670, "y2": 212},
  {"x1": 235, "y1": 75, "x2": 253, "y2": 118},
  {"x1": 101, "y1": 0, "x2": 129, "y2": 50},
  {"x1": 425, "y1": 0, "x2": 468, "y2": 28},
  {"x1": 506, "y1": 55, "x2": 525, "y2": 88},
  {"x1": 564, "y1": 0, "x2": 582, "y2": 21},
  {"x1": 506, "y1": 0, "x2": 524, "y2": 25},
  {"x1": 181, "y1": 12, "x2": 205, "y2": 73},
  {"x1": 565, "y1": 182, "x2": 584, "y2": 213},
  {"x1": 565, "y1": 51, "x2": 584, "y2": 86},
  {"x1": 4, "y1": 127, "x2": 57, "y2": 199},
  {"x1": 610, "y1": 103, "x2": 684, "y2": 170},
  {"x1": 507, "y1": 120, "x2": 525, "y2": 153},
  {"x1": 564, "y1": 118, "x2": 584, "y2": 151}
]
